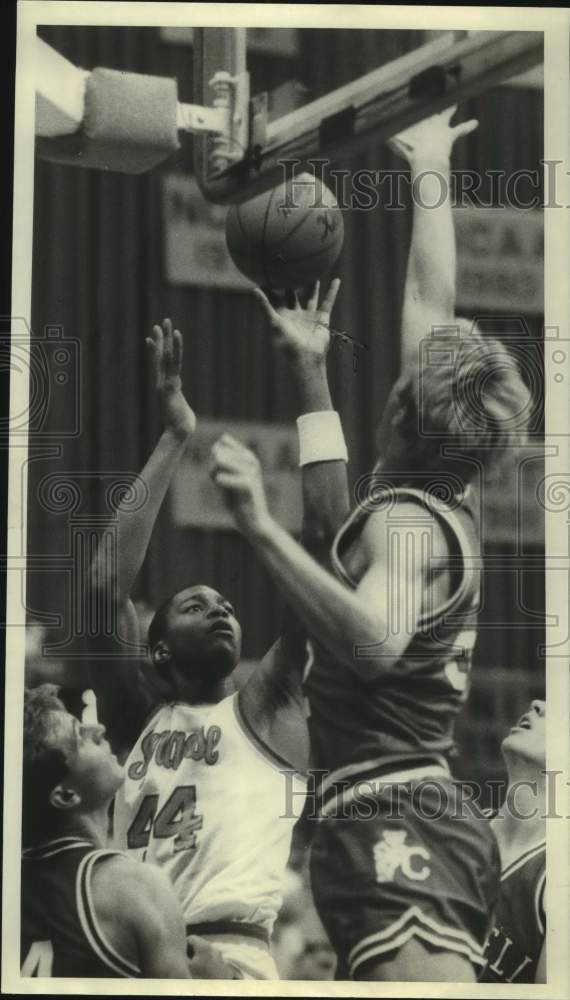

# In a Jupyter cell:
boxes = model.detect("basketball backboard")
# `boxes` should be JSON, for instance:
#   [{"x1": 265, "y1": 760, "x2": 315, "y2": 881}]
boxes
[
  {"x1": 34, "y1": 26, "x2": 543, "y2": 199},
  {"x1": 191, "y1": 27, "x2": 543, "y2": 203}
]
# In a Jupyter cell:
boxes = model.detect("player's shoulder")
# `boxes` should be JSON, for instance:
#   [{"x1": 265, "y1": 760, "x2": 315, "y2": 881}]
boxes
[
  {"x1": 504, "y1": 841, "x2": 546, "y2": 935},
  {"x1": 502, "y1": 839, "x2": 546, "y2": 881},
  {"x1": 360, "y1": 496, "x2": 448, "y2": 559},
  {"x1": 91, "y1": 851, "x2": 177, "y2": 916}
]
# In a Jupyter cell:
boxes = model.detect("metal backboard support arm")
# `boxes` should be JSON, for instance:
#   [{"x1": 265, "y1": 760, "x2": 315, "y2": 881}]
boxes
[{"x1": 194, "y1": 29, "x2": 543, "y2": 204}]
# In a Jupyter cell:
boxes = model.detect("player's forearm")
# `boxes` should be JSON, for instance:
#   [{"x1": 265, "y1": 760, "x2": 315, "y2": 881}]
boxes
[
  {"x1": 247, "y1": 517, "x2": 390, "y2": 677},
  {"x1": 402, "y1": 154, "x2": 455, "y2": 366},
  {"x1": 142, "y1": 947, "x2": 190, "y2": 979},
  {"x1": 290, "y1": 355, "x2": 333, "y2": 412},
  {"x1": 290, "y1": 356, "x2": 351, "y2": 551},
  {"x1": 90, "y1": 427, "x2": 191, "y2": 603},
  {"x1": 407, "y1": 154, "x2": 455, "y2": 303}
]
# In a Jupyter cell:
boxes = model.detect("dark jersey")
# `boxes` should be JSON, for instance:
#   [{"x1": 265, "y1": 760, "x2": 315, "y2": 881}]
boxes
[
  {"x1": 21, "y1": 836, "x2": 140, "y2": 978},
  {"x1": 480, "y1": 840, "x2": 546, "y2": 983},
  {"x1": 304, "y1": 485, "x2": 480, "y2": 775}
]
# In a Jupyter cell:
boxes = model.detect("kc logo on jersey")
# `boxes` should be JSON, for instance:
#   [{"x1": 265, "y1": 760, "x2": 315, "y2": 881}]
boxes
[
  {"x1": 128, "y1": 725, "x2": 222, "y2": 780},
  {"x1": 373, "y1": 830, "x2": 431, "y2": 883}
]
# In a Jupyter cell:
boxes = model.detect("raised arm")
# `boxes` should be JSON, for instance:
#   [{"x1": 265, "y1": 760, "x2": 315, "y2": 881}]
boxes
[
  {"x1": 210, "y1": 436, "x2": 428, "y2": 683},
  {"x1": 230, "y1": 283, "x2": 350, "y2": 767},
  {"x1": 254, "y1": 280, "x2": 350, "y2": 557},
  {"x1": 388, "y1": 107, "x2": 478, "y2": 373},
  {"x1": 87, "y1": 321, "x2": 196, "y2": 738},
  {"x1": 89, "y1": 320, "x2": 195, "y2": 626}
]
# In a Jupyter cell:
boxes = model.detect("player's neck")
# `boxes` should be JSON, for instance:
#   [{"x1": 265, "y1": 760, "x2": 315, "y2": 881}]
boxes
[
  {"x1": 373, "y1": 452, "x2": 473, "y2": 491},
  {"x1": 60, "y1": 808, "x2": 111, "y2": 849},
  {"x1": 168, "y1": 666, "x2": 228, "y2": 705},
  {"x1": 494, "y1": 769, "x2": 546, "y2": 857}
]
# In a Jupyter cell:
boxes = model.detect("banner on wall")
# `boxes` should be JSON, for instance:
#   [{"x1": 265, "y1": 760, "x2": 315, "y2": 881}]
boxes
[
  {"x1": 455, "y1": 207, "x2": 543, "y2": 314},
  {"x1": 170, "y1": 419, "x2": 302, "y2": 532},
  {"x1": 159, "y1": 26, "x2": 300, "y2": 56}
]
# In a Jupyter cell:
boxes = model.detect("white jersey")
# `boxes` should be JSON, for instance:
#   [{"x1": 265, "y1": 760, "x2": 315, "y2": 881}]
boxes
[{"x1": 113, "y1": 693, "x2": 307, "y2": 935}]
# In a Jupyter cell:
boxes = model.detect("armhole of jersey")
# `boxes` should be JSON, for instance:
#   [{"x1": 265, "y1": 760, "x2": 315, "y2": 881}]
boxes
[
  {"x1": 535, "y1": 868, "x2": 546, "y2": 936},
  {"x1": 332, "y1": 488, "x2": 477, "y2": 627},
  {"x1": 331, "y1": 504, "x2": 364, "y2": 588},
  {"x1": 501, "y1": 841, "x2": 546, "y2": 881},
  {"x1": 76, "y1": 850, "x2": 141, "y2": 978},
  {"x1": 233, "y1": 691, "x2": 308, "y2": 781}
]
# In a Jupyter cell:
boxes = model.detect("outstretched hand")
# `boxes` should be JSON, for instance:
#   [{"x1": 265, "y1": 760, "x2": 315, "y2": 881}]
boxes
[
  {"x1": 146, "y1": 318, "x2": 196, "y2": 441},
  {"x1": 388, "y1": 106, "x2": 478, "y2": 165},
  {"x1": 253, "y1": 278, "x2": 341, "y2": 366},
  {"x1": 209, "y1": 434, "x2": 271, "y2": 539}
]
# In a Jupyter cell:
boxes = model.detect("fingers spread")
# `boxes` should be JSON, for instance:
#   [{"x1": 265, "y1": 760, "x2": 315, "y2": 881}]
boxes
[
  {"x1": 319, "y1": 277, "x2": 341, "y2": 316},
  {"x1": 454, "y1": 118, "x2": 479, "y2": 139},
  {"x1": 306, "y1": 280, "x2": 320, "y2": 311},
  {"x1": 162, "y1": 318, "x2": 174, "y2": 366},
  {"x1": 253, "y1": 287, "x2": 278, "y2": 323},
  {"x1": 441, "y1": 104, "x2": 458, "y2": 124},
  {"x1": 172, "y1": 328, "x2": 183, "y2": 371}
]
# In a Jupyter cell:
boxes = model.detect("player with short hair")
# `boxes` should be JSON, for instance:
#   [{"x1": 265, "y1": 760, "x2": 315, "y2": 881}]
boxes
[
  {"x1": 20, "y1": 684, "x2": 194, "y2": 979},
  {"x1": 88, "y1": 303, "x2": 341, "y2": 979},
  {"x1": 480, "y1": 698, "x2": 546, "y2": 984},
  {"x1": 210, "y1": 108, "x2": 532, "y2": 982}
]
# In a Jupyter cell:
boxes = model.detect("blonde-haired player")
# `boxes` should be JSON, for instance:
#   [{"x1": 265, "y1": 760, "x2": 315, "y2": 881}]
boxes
[{"x1": 210, "y1": 108, "x2": 532, "y2": 983}]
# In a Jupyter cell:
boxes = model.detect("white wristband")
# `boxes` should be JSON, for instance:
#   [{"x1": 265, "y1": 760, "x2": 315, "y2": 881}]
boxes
[{"x1": 297, "y1": 411, "x2": 348, "y2": 466}]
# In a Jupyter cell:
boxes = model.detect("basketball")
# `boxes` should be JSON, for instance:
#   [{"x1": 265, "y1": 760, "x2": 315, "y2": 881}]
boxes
[{"x1": 225, "y1": 172, "x2": 344, "y2": 289}]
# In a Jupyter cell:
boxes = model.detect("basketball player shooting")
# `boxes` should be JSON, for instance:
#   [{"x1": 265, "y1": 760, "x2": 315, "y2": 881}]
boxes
[
  {"x1": 87, "y1": 310, "x2": 344, "y2": 979},
  {"x1": 479, "y1": 699, "x2": 546, "y2": 984},
  {"x1": 210, "y1": 107, "x2": 532, "y2": 982}
]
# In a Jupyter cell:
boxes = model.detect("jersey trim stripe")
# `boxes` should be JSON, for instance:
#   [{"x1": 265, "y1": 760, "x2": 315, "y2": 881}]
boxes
[
  {"x1": 233, "y1": 691, "x2": 308, "y2": 780},
  {"x1": 501, "y1": 842, "x2": 546, "y2": 881},
  {"x1": 331, "y1": 486, "x2": 477, "y2": 628},
  {"x1": 534, "y1": 869, "x2": 546, "y2": 935},
  {"x1": 351, "y1": 925, "x2": 485, "y2": 976},
  {"x1": 22, "y1": 837, "x2": 95, "y2": 859},
  {"x1": 76, "y1": 851, "x2": 140, "y2": 977},
  {"x1": 319, "y1": 764, "x2": 451, "y2": 818},
  {"x1": 348, "y1": 905, "x2": 485, "y2": 975},
  {"x1": 319, "y1": 752, "x2": 450, "y2": 799}
]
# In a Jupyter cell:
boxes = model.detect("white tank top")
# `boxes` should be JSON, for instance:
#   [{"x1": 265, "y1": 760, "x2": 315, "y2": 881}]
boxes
[{"x1": 113, "y1": 693, "x2": 307, "y2": 934}]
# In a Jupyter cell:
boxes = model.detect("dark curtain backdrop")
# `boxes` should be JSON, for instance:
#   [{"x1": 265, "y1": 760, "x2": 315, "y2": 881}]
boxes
[{"x1": 29, "y1": 27, "x2": 544, "y2": 777}]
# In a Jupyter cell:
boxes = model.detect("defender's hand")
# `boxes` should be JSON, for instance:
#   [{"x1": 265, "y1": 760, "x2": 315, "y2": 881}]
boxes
[
  {"x1": 146, "y1": 318, "x2": 196, "y2": 441},
  {"x1": 253, "y1": 279, "x2": 341, "y2": 366},
  {"x1": 187, "y1": 935, "x2": 241, "y2": 979},
  {"x1": 388, "y1": 106, "x2": 478, "y2": 165},
  {"x1": 209, "y1": 434, "x2": 271, "y2": 538}
]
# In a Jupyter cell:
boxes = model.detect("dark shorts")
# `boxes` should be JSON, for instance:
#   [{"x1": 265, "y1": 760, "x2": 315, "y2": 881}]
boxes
[{"x1": 310, "y1": 776, "x2": 501, "y2": 979}]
